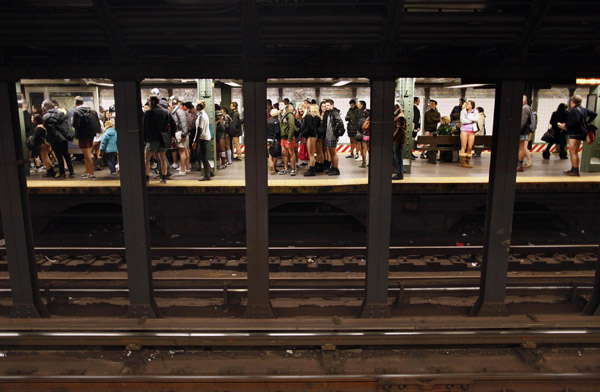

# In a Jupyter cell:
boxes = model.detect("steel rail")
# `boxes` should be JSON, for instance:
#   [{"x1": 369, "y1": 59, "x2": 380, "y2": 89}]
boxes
[
  {"x1": 0, "y1": 244, "x2": 596, "y2": 257},
  {"x1": 0, "y1": 329, "x2": 599, "y2": 348}
]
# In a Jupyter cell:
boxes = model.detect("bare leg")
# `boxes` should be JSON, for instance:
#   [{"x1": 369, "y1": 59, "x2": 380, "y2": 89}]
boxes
[{"x1": 569, "y1": 139, "x2": 581, "y2": 169}]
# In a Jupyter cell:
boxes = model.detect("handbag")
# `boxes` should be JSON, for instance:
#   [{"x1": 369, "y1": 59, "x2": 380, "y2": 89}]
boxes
[
  {"x1": 541, "y1": 125, "x2": 555, "y2": 143},
  {"x1": 587, "y1": 124, "x2": 598, "y2": 145},
  {"x1": 298, "y1": 142, "x2": 308, "y2": 161}
]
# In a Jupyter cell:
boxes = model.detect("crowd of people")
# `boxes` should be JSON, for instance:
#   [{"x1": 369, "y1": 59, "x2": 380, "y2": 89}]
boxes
[{"x1": 21, "y1": 89, "x2": 596, "y2": 182}]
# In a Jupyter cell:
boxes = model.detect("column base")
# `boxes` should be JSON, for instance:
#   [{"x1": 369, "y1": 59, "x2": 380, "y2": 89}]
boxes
[
  {"x1": 359, "y1": 302, "x2": 392, "y2": 318},
  {"x1": 470, "y1": 299, "x2": 508, "y2": 317},
  {"x1": 127, "y1": 302, "x2": 161, "y2": 318},
  {"x1": 244, "y1": 303, "x2": 276, "y2": 319},
  {"x1": 10, "y1": 303, "x2": 49, "y2": 318}
]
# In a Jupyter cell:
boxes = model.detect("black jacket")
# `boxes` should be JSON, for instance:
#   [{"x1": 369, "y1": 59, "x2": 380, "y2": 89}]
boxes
[
  {"x1": 43, "y1": 109, "x2": 70, "y2": 144},
  {"x1": 301, "y1": 113, "x2": 321, "y2": 138},
  {"x1": 72, "y1": 106, "x2": 96, "y2": 139},
  {"x1": 23, "y1": 110, "x2": 34, "y2": 137},
  {"x1": 143, "y1": 105, "x2": 175, "y2": 147},
  {"x1": 413, "y1": 105, "x2": 421, "y2": 129},
  {"x1": 322, "y1": 108, "x2": 344, "y2": 138},
  {"x1": 230, "y1": 109, "x2": 243, "y2": 137},
  {"x1": 267, "y1": 116, "x2": 281, "y2": 141},
  {"x1": 549, "y1": 110, "x2": 568, "y2": 135},
  {"x1": 566, "y1": 105, "x2": 598, "y2": 135}
]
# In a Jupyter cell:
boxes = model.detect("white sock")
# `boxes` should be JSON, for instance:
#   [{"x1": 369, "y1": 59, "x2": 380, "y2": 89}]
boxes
[{"x1": 226, "y1": 150, "x2": 232, "y2": 164}]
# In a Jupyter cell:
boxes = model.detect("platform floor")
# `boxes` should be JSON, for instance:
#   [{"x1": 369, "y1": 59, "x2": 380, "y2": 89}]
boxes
[{"x1": 26, "y1": 151, "x2": 599, "y2": 189}]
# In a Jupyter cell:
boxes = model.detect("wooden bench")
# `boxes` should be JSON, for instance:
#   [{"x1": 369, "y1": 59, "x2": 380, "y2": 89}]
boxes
[{"x1": 416, "y1": 135, "x2": 493, "y2": 163}]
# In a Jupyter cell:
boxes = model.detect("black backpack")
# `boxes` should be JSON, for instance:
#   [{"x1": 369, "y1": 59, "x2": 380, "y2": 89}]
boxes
[
  {"x1": 83, "y1": 109, "x2": 101, "y2": 138},
  {"x1": 45, "y1": 110, "x2": 75, "y2": 142}
]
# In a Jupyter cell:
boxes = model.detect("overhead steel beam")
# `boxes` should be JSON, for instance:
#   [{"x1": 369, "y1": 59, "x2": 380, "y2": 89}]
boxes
[
  {"x1": 113, "y1": 80, "x2": 160, "y2": 318},
  {"x1": 243, "y1": 79, "x2": 275, "y2": 319},
  {"x1": 0, "y1": 80, "x2": 48, "y2": 318},
  {"x1": 92, "y1": 0, "x2": 131, "y2": 62},
  {"x1": 516, "y1": 0, "x2": 554, "y2": 58},
  {"x1": 470, "y1": 79, "x2": 525, "y2": 317},
  {"x1": 360, "y1": 78, "x2": 396, "y2": 318}
]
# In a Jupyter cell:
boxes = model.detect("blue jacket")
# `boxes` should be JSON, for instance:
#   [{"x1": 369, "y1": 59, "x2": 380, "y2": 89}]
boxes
[{"x1": 100, "y1": 127, "x2": 118, "y2": 153}]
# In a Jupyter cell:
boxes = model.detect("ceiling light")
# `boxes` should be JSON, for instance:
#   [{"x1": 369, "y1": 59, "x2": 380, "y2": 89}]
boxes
[
  {"x1": 446, "y1": 83, "x2": 491, "y2": 89},
  {"x1": 576, "y1": 78, "x2": 600, "y2": 85},
  {"x1": 225, "y1": 81, "x2": 242, "y2": 87},
  {"x1": 332, "y1": 80, "x2": 351, "y2": 87}
]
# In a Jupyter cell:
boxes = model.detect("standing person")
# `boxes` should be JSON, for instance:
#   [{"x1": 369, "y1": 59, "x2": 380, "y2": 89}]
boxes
[
  {"x1": 266, "y1": 99, "x2": 273, "y2": 119},
  {"x1": 323, "y1": 99, "x2": 345, "y2": 175},
  {"x1": 143, "y1": 95, "x2": 173, "y2": 184},
  {"x1": 279, "y1": 103, "x2": 297, "y2": 176},
  {"x1": 31, "y1": 113, "x2": 54, "y2": 177},
  {"x1": 345, "y1": 99, "x2": 360, "y2": 158},
  {"x1": 473, "y1": 106, "x2": 486, "y2": 158},
  {"x1": 412, "y1": 97, "x2": 421, "y2": 159},
  {"x1": 99, "y1": 120, "x2": 118, "y2": 175},
  {"x1": 459, "y1": 100, "x2": 479, "y2": 168},
  {"x1": 184, "y1": 102, "x2": 197, "y2": 169},
  {"x1": 72, "y1": 96, "x2": 100, "y2": 179},
  {"x1": 359, "y1": 109, "x2": 371, "y2": 168},
  {"x1": 317, "y1": 100, "x2": 329, "y2": 172},
  {"x1": 356, "y1": 100, "x2": 367, "y2": 160},
  {"x1": 230, "y1": 102, "x2": 243, "y2": 160},
  {"x1": 192, "y1": 101, "x2": 213, "y2": 181},
  {"x1": 451, "y1": 98, "x2": 466, "y2": 118},
  {"x1": 543, "y1": 103, "x2": 568, "y2": 160},
  {"x1": 41, "y1": 100, "x2": 74, "y2": 178},
  {"x1": 517, "y1": 95, "x2": 533, "y2": 172},
  {"x1": 558, "y1": 95, "x2": 597, "y2": 176},
  {"x1": 422, "y1": 99, "x2": 441, "y2": 160},
  {"x1": 214, "y1": 110, "x2": 228, "y2": 169},
  {"x1": 302, "y1": 104, "x2": 321, "y2": 176},
  {"x1": 296, "y1": 103, "x2": 308, "y2": 168},
  {"x1": 170, "y1": 97, "x2": 189, "y2": 175},
  {"x1": 22, "y1": 102, "x2": 37, "y2": 168},
  {"x1": 393, "y1": 106, "x2": 407, "y2": 180},
  {"x1": 267, "y1": 108, "x2": 281, "y2": 175}
]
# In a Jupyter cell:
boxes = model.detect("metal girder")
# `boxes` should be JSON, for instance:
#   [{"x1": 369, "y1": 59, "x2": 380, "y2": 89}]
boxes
[
  {"x1": 516, "y1": 0, "x2": 554, "y2": 58},
  {"x1": 397, "y1": 78, "x2": 415, "y2": 174},
  {"x1": 0, "y1": 81, "x2": 48, "y2": 318},
  {"x1": 92, "y1": 0, "x2": 131, "y2": 62},
  {"x1": 470, "y1": 79, "x2": 525, "y2": 317},
  {"x1": 243, "y1": 80, "x2": 275, "y2": 319},
  {"x1": 360, "y1": 78, "x2": 395, "y2": 318},
  {"x1": 381, "y1": 0, "x2": 406, "y2": 61},
  {"x1": 113, "y1": 80, "x2": 160, "y2": 319}
]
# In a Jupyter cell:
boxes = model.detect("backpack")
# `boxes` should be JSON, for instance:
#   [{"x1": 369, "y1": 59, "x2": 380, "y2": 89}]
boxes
[
  {"x1": 25, "y1": 135, "x2": 35, "y2": 151},
  {"x1": 46, "y1": 110, "x2": 75, "y2": 142},
  {"x1": 83, "y1": 109, "x2": 101, "y2": 138},
  {"x1": 528, "y1": 111, "x2": 537, "y2": 134}
]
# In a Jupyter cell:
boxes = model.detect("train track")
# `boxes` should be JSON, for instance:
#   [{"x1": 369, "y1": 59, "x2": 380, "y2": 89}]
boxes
[{"x1": 0, "y1": 245, "x2": 597, "y2": 273}]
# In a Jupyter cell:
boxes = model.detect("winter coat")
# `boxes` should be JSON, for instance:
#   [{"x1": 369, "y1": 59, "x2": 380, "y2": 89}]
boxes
[
  {"x1": 267, "y1": 116, "x2": 281, "y2": 141},
  {"x1": 194, "y1": 110, "x2": 211, "y2": 141},
  {"x1": 424, "y1": 108, "x2": 441, "y2": 132},
  {"x1": 230, "y1": 109, "x2": 243, "y2": 137},
  {"x1": 72, "y1": 105, "x2": 97, "y2": 140},
  {"x1": 100, "y1": 127, "x2": 118, "y2": 153},
  {"x1": 345, "y1": 107, "x2": 360, "y2": 134},
  {"x1": 393, "y1": 110, "x2": 407, "y2": 146},
  {"x1": 322, "y1": 108, "x2": 344, "y2": 139},
  {"x1": 460, "y1": 109, "x2": 479, "y2": 132},
  {"x1": 301, "y1": 113, "x2": 321, "y2": 138},
  {"x1": 566, "y1": 105, "x2": 598, "y2": 136},
  {"x1": 43, "y1": 108, "x2": 70, "y2": 144},
  {"x1": 171, "y1": 105, "x2": 188, "y2": 136},
  {"x1": 143, "y1": 105, "x2": 173, "y2": 147},
  {"x1": 279, "y1": 111, "x2": 296, "y2": 142},
  {"x1": 476, "y1": 113, "x2": 486, "y2": 136},
  {"x1": 520, "y1": 104, "x2": 532, "y2": 135}
]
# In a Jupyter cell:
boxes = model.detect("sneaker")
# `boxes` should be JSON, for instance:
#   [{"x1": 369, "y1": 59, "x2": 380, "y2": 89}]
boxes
[
  {"x1": 151, "y1": 162, "x2": 158, "y2": 170},
  {"x1": 299, "y1": 162, "x2": 308, "y2": 167},
  {"x1": 172, "y1": 163, "x2": 179, "y2": 169},
  {"x1": 174, "y1": 171, "x2": 187, "y2": 176},
  {"x1": 345, "y1": 154, "x2": 354, "y2": 158},
  {"x1": 81, "y1": 173, "x2": 89, "y2": 179},
  {"x1": 523, "y1": 160, "x2": 532, "y2": 168},
  {"x1": 359, "y1": 162, "x2": 367, "y2": 168},
  {"x1": 517, "y1": 166, "x2": 524, "y2": 172},
  {"x1": 355, "y1": 155, "x2": 360, "y2": 160},
  {"x1": 160, "y1": 178, "x2": 167, "y2": 184},
  {"x1": 35, "y1": 166, "x2": 45, "y2": 173},
  {"x1": 290, "y1": 169, "x2": 296, "y2": 176},
  {"x1": 88, "y1": 174, "x2": 96, "y2": 180},
  {"x1": 115, "y1": 164, "x2": 119, "y2": 171},
  {"x1": 226, "y1": 162, "x2": 232, "y2": 166},
  {"x1": 110, "y1": 172, "x2": 118, "y2": 175},
  {"x1": 278, "y1": 169, "x2": 288, "y2": 175},
  {"x1": 392, "y1": 175, "x2": 403, "y2": 180}
]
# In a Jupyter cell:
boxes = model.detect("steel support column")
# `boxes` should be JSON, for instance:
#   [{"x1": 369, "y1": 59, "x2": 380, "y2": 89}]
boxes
[
  {"x1": 113, "y1": 80, "x2": 160, "y2": 318},
  {"x1": 360, "y1": 78, "x2": 395, "y2": 318},
  {"x1": 242, "y1": 80, "x2": 275, "y2": 318},
  {"x1": 0, "y1": 81, "x2": 48, "y2": 318},
  {"x1": 471, "y1": 79, "x2": 525, "y2": 317}
]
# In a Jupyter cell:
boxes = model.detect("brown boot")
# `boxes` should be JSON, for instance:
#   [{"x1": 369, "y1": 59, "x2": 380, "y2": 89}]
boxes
[
  {"x1": 459, "y1": 153, "x2": 467, "y2": 168},
  {"x1": 464, "y1": 154, "x2": 473, "y2": 168}
]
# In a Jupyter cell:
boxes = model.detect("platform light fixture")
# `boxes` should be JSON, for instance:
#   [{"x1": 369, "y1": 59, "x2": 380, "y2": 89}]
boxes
[
  {"x1": 332, "y1": 80, "x2": 352, "y2": 87},
  {"x1": 576, "y1": 78, "x2": 600, "y2": 85},
  {"x1": 446, "y1": 83, "x2": 491, "y2": 89},
  {"x1": 224, "y1": 81, "x2": 242, "y2": 87}
]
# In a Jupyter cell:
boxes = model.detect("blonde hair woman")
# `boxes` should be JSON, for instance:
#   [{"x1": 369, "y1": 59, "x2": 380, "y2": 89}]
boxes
[{"x1": 302, "y1": 104, "x2": 321, "y2": 176}]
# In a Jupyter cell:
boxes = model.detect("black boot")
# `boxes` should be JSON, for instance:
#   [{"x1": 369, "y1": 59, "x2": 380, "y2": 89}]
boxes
[
  {"x1": 542, "y1": 149, "x2": 550, "y2": 160},
  {"x1": 304, "y1": 166, "x2": 316, "y2": 177},
  {"x1": 43, "y1": 167, "x2": 55, "y2": 177},
  {"x1": 315, "y1": 163, "x2": 324, "y2": 173}
]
